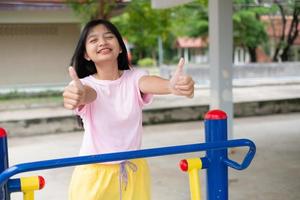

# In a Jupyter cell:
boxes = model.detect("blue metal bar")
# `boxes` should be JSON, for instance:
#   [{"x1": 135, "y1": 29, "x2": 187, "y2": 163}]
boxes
[
  {"x1": 0, "y1": 139, "x2": 256, "y2": 187},
  {"x1": 7, "y1": 179, "x2": 20, "y2": 193},
  {"x1": 0, "y1": 128, "x2": 10, "y2": 200}
]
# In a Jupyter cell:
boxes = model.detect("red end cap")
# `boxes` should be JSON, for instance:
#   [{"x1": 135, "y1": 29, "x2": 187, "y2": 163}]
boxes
[
  {"x1": 38, "y1": 176, "x2": 46, "y2": 189},
  {"x1": 204, "y1": 110, "x2": 227, "y2": 120},
  {"x1": 0, "y1": 128, "x2": 7, "y2": 138},
  {"x1": 179, "y1": 159, "x2": 188, "y2": 172}
]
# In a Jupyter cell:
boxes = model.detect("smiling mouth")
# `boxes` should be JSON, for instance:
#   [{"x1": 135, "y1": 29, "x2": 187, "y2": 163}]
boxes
[{"x1": 97, "y1": 48, "x2": 112, "y2": 54}]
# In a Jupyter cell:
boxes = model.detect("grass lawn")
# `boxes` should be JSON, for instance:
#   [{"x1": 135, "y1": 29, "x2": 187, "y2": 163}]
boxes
[{"x1": 0, "y1": 93, "x2": 63, "y2": 110}]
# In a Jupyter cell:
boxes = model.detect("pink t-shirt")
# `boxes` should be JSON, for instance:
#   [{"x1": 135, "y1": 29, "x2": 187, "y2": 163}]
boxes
[{"x1": 75, "y1": 68, "x2": 153, "y2": 157}]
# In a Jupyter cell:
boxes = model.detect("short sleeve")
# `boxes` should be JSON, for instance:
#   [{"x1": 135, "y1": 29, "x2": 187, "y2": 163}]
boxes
[{"x1": 133, "y1": 68, "x2": 153, "y2": 106}]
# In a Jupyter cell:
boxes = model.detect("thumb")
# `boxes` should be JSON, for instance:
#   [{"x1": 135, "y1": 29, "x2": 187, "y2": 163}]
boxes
[
  {"x1": 170, "y1": 58, "x2": 185, "y2": 86},
  {"x1": 68, "y1": 66, "x2": 83, "y2": 89},
  {"x1": 175, "y1": 57, "x2": 185, "y2": 76},
  {"x1": 173, "y1": 57, "x2": 185, "y2": 78}
]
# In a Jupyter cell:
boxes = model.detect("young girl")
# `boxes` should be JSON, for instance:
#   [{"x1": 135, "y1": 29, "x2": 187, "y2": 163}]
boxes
[{"x1": 63, "y1": 19, "x2": 194, "y2": 200}]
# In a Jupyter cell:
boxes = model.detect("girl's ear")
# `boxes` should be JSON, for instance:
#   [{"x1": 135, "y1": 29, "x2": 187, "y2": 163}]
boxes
[{"x1": 84, "y1": 52, "x2": 91, "y2": 61}]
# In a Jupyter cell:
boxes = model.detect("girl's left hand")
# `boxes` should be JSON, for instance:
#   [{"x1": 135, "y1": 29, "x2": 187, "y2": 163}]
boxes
[{"x1": 169, "y1": 58, "x2": 195, "y2": 98}]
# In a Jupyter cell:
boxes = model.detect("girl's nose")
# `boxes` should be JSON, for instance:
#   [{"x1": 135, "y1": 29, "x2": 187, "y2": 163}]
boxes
[{"x1": 98, "y1": 37, "x2": 107, "y2": 47}]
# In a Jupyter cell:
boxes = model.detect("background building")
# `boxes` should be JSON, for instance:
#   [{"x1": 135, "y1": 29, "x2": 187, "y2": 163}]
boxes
[{"x1": 0, "y1": 1, "x2": 82, "y2": 90}]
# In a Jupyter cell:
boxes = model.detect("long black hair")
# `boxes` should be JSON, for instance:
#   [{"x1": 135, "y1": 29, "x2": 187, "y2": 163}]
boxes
[{"x1": 71, "y1": 19, "x2": 130, "y2": 78}]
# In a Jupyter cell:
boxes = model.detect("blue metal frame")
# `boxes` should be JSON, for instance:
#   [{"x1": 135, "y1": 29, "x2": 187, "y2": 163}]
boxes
[
  {"x1": 0, "y1": 128, "x2": 10, "y2": 200},
  {"x1": 205, "y1": 111, "x2": 228, "y2": 199},
  {"x1": 7, "y1": 179, "x2": 20, "y2": 193},
  {"x1": 0, "y1": 110, "x2": 256, "y2": 200}
]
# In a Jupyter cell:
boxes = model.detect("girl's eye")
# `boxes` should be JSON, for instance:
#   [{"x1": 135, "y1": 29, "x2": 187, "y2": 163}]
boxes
[
  {"x1": 105, "y1": 35, "x2": 114, "y2": 39},
  {"x1": 89, "y1": 39, "x2": 97, "y2": 43}
]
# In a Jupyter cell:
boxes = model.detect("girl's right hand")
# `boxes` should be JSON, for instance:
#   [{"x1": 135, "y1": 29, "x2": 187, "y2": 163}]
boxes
[{"x1": 63, "y1": 67, "x2": 85, "y2": 110}]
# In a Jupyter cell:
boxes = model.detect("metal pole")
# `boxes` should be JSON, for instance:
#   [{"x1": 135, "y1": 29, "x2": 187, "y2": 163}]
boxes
[
  {"x1": 209, "y1": 0, "x2": 233, "y2": 139},
  {"x1": 158, "y1": 36, "x2": 163, "y2": 66},
  {"x1": 205, "y1": 110, "x2": 228, "y2": 200},
  {"x1": 0, "y1": 128, "x2": 10, "y2": 200}
]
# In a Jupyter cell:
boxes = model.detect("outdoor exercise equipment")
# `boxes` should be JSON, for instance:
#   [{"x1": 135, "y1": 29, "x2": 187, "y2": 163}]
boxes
[
  {"x1": 0, "y1": 109, "x2": 256, "y2": 200},
  {"x1": 180, "y1": 158, "x2": 203, "y2": 200}
]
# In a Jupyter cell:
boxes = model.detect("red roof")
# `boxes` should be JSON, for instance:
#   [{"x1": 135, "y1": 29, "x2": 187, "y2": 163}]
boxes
[{"x1": 176, "y1": 37, "x2": 208, "y2": 48}]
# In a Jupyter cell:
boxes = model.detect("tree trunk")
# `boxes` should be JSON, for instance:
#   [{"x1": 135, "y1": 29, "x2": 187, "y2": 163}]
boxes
[
  {"x1": 97, "y1": 0, "x2": 116, "y2": 19},
  {"x1": 280, "y1": 47, "x2": 289, "y2": 61},
  {"x1": 272, "y1": 2, "x2": 286, "y2": 62},
  {"x1": 248, "y1": 47, "x2": 257, "y2": 62},
  {"x1": 280, "y1": 5, "x2": 300, "y2": 61}
]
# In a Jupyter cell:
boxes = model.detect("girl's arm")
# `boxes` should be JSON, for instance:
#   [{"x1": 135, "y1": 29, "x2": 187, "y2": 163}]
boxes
[
  {"x1": 139, "y1": 76, "x2": 171, "y2": 95},
  {"x1": 63, "y1": 67, "x2": 97, "y2": 110},
  {"x1": 139, "y1": 58, "x2": 194, "y2": 98}
]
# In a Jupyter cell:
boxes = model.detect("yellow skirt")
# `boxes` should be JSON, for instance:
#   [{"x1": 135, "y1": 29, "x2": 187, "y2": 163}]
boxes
[{"x1": 68, "y1": 159, "x2": 151, "y2": 200}]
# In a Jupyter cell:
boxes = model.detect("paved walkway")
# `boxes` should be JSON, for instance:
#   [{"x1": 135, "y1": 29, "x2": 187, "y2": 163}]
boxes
[{"x1": 6, "y1": 113, "x2": 300, "y2": 200}]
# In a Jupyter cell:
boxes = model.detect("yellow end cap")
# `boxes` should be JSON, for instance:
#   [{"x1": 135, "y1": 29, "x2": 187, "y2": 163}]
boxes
[
  {"x1": 186, "y1": 158, "x2": 202, "y2": 172},
  {"x1": 20, "y1": 176, "x2": 40, "y2": 191}
]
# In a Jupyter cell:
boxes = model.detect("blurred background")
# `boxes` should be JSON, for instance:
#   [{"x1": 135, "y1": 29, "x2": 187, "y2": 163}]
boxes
[{"x1": 0, "y1": 0, "x2": 299, "y2": 92}]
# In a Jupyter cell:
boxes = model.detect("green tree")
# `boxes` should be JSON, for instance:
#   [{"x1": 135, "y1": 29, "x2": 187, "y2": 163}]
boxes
[
  {"x1": 172, "y1": 0, "x2": 270, "y2": 62},
  {"x1": 170, "y1": 1, "x2": 208, "y2": 37},
  {"x1": 233, "y1": 9, "x2": 268, "y2": 62},
  {"x1": 271, "y1": 0, "x2": 300, "y2": 61},
  {"x1": 233, "y1": 0, "x2": 274, "y2": 62},
  {"x1": 67, "y1": 0, "x2": 119, "y2": 24},
  {"x1": 112, "y1": 0, "x2": 173, "y2": 63},
  {"x1": 68, "y1": 0, "x2": 210, "y2": 64},
  {"x1": 234, "y1": 0, "x2": 300, "y2": 62}
]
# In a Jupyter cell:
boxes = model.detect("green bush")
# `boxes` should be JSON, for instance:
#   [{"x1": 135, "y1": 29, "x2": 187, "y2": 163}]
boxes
[{"x1": 137, "y1": 58, "x2": 156, "y2": 67}]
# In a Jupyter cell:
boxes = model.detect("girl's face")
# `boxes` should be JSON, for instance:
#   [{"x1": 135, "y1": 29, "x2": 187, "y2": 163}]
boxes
[{"x1": 84, "y1": 24, "x2": 122, "y2": 64}]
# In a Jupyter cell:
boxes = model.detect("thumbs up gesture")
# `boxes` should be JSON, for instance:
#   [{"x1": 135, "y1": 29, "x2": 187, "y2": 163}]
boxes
[
  {"x1": 169, "y1": 58, "x2": 194, "y2": 98},
  {"x1": 63, "y1": 67, "x2": 86, "y2": 110}
]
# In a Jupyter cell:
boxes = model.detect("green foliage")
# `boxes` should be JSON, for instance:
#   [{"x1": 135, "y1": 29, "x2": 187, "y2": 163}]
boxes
[
  {"x1": 67, "y1": 0, "x2": 117, "y2": 24},
  {"x1": 232, "y1": 0, "x2": 274, "y2": 61},
  {"x1": 233, "y1": 10, "x2": 268, "y2": 49},
  {"x1": 112, "y1": 0, "x2": 209, "y2": 63},
  {"x1": 68, "y1": 0, "x2": 282, "y2": 63},
  {"x1": 67, "y1": 0, "x2": 99, "y2": 24},
  {"x1": 137, "y1": 57, "x2": 156, "y2": 67},
  {"x1": 112, "y1": 0, "x2": 174, "y2": 63},
  {"x1": 170, "y1": 1, "x2": 208, "y2": 37}
]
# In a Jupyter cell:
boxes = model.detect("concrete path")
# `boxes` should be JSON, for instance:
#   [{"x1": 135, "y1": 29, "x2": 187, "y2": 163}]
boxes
[{"x1": 6, "y1": 113, "x2": 300, "y2": 200}]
